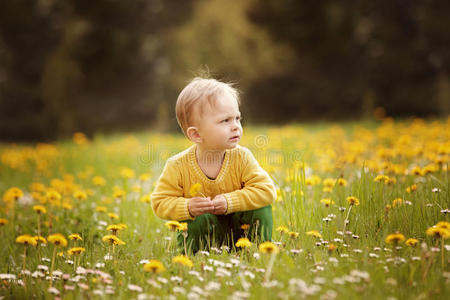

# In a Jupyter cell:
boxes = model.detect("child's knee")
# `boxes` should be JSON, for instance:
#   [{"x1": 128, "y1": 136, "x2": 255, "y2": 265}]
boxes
[
  {"x1": 253, "y1": 205, "x2": 273, "y2": 222},
  {"x1": 232, "y1": 205, "x2": 273, "y2": 239},
  {"x1": 241, "y1": 205, "x2": 273, "y2": 225}
]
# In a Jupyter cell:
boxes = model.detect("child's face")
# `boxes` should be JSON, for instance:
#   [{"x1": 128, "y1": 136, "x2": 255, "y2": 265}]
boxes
[{"x1": 195, "y1": 92, "x2": 242, "y2": 151}]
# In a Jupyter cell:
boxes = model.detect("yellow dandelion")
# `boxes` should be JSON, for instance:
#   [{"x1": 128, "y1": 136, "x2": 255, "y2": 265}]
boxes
[
  {"x1": 140, "y1": 195, "x2": 151, "y2": 203},
  {"x1": 92, "y1": 176, "x2": 106, "y2": 186},
  {"x1": 305, "y1": 175, "x2": 321, "y2": 186},
  {"x1": 189, "y1": 183, "x2": 203, "y2": 197},
  {"x1": 276, "y1": 226, "x2": 289, "y2": 234},
  {"x1": 68, "y1": 233, "x2": 83, "y2": 241},
  {"x1": 392, "y1": 198, "x2": 403, "y2": 207},
  {"x1": 108, "y1": 212, "x2": 119, "y2": 220},
  {"x1": 385, "y1": 232, "x2": 405, "y2": 244},
  {"x1": 139, "y1": 173, "x2": 151, "y2": 181},
  {"x1": 32, "y1": 205, "x2": 47, "y2": 214},
  {"x1": 46, "y1": 189, "x2": 62, "y2": 202},
  {"x1": 411, "y1": 166, "x2": 424, "y2": 176},
  {"x1": 144, "y1": 260, "x2": 165, "y2": 273},
  {"x1": 259, "y1": 241, "x2": 279, "y2": 254},
  {"x1": 0, "y1": 218, "x2": 9, "y2": 226},
  {"x1": 346, "y1": 196, "x2": 360, "y2": 206},
  {"x1": 405, "y1": 238, "x2": 419, "y2": 247},
  {"x1": 96, "y1": 206, "x2": 108, "y2": 213},
  {"x1": 306, "y1": 230, "x2": 322, "y2": 239},
  {"x1": 320, "y1": 198, "x2": 335, "y2": 207},
  {"x1": 107, "y1": 224, "x2": 123, "y2": 234},
  {"x1": 236, "y1": 237, "x2": 252, "y2": 248},
  {"x1": 16, "y1": 234, "x2": 36, "y2": 270},
  {"x1": 386, "y1": 177, "x2": 397, "y2": 185},
  {"x1": 113, "y1": 187, "x2": 125, "y2": 199},
  {"x1": 47, "y1": 233, "x2": 68, "y2": 247},
  {"x1": 165, "y1": 221, "x2": 181, "y2": 231},
  {"x1": 241, "y1": 224, "x2": 250, "y2": 230},
  {"x1": 120, "y1": 167, "x2": 135, "y2": 179},
  {"x1": 426, "y1": 227, "x2": 450, "y2": 239},
  {"x1": 117, "y1": 223, "x2": 128, "y2": 230},
  {"x1": 3, "y1": 187, "x2": 24, "y2": 203},
  {"x1": 337, "y1": 178, "x2": 347, "y2": 186},
  {"x1": 102, "y1": 235, "x2": 126, "y2": 245},
  {"x1": 323, "y1": 178, "x2": 336, "y2": 188},
  {"x1": 177, "y1": 222, "x2": 188, "y2": 232},
  {"x1": 288, "y1": 231, "x2": 299, "y2": 239},
  {"x1": 73, "y1": 190, "x2": 87, "y2": 200},
  {"x1": 423, "y1": 164, "x2": 437, "y2": 174},
  {"x1": 16, "y1": 234, "x2": 37, "y2": 246},
  {"x1": 436, "y1": 221, "x2": 450, "y2": 230},
  {"x1": 172, "y1": 255, "x2": 193, "y2": 268},
  {"x1": 374, "y1": 175, "x2": 389, "y2": 183},
  {"x1": 406, "y1": 184, "x2": 417, "y2": 193},
  {"x1": 68, "y1": 247, "x2": 86, "y2": 255}
]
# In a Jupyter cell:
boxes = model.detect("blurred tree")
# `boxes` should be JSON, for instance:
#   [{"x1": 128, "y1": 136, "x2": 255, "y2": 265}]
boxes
[
  {"x1": 0, "y1": 0, "x2": 449, "y2": 141},
  {"x1": 165, "y1": 0, "x2": 293, "y2": 124},
  {"x1": 247, "y1": 0, "x2": 450, "y2": 122},
  {"x1": 0, "y1": 0, "x2": 192, "y2": 140}
]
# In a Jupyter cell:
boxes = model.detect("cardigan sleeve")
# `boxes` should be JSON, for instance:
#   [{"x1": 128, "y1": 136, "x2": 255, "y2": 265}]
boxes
[
  {"x1": 223, "y1": 147, "x2": 277, "y2": 214},
  {"x1": 150, "y1": 158, "x2": 194, "y2": 221}
]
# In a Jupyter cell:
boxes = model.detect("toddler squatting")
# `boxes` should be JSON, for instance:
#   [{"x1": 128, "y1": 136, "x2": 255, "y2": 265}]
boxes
[{"x1": 151, "y1": 77, "x2": 276, "y2": 254}]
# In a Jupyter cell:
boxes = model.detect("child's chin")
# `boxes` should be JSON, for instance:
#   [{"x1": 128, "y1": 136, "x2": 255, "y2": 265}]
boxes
[{"x1": 226, "y1": 143, "x2": 239, "y2": 149}]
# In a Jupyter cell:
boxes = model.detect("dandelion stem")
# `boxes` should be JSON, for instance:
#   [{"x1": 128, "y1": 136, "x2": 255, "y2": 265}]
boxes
[
  {"x1": 254, "y1": 220, "x2": 260, "y2": 244},
  {"x1": 264, "y1": 252, "x2": 276, "y2": 282},
  {"x1": 167, "y1": 236, "x2": 172, "y2": 253},
  {"x1": 342, "y1": 205, "x2": 353, "y2": 235},
  {"x1": 22, "y1": 246, "x2": 27, "y2": 271},
  {"x1": 37, "y1": 214, "x2": 41, "y2": 260},
  {"x1": 49, "y1": 245, "x2": 57, "y2": 288},
  {"x1": 441, "y1": 237, "x2": 445, "y2": 269},
  {"x1": 37, "y1": 214, "x2": 41, "y2": 237}
]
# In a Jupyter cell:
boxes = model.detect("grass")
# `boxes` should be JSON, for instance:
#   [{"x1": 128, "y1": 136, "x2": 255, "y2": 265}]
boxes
[{"x1": 0, "y1": 117, "x2": 449, "y2": 299}]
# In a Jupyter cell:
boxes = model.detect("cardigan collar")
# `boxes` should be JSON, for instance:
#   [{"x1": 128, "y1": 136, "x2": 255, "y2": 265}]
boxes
[{"x1": 188, "y1": 144, "x2": 230, "y2": 183}]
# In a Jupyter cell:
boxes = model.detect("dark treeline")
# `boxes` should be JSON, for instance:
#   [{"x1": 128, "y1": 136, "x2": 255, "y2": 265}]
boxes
[{"x1": 0, "y1": 0, "x2": 448, "y2": 141}]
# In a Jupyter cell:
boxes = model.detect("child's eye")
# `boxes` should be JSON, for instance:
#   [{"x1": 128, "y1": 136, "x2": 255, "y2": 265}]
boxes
[{"x1": 222, "y1": 118, "x2": 229, "y2": 123}]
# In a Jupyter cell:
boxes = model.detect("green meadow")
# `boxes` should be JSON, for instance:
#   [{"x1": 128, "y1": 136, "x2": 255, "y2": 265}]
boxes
[{"x1": 0, "y1": 118, "x2": 449, "y2": 299}]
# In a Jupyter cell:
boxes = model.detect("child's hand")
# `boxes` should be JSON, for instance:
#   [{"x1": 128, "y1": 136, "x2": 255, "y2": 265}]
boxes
[
  {"x1": 188, "y1": 197, "x2": 214, "y2": 217},
  {"x1": 211, "y1": 194, "x2": 228, "y2": 215}
]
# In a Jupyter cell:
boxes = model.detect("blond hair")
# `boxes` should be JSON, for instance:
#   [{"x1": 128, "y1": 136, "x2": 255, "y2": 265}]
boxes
[{"x1": 175, "y1": 77, "x2": 239, "y2": 135}]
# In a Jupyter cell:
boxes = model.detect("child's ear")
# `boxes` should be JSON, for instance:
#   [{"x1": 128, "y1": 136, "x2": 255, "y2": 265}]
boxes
[{"x1": 186, "y1": 126, "x2": 202, "y2": 143}]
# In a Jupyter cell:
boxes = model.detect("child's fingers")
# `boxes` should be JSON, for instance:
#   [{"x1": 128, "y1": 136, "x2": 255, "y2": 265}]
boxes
[
  {"x1": 192, "y1": 199, "x2": 213, "y2": 207},
  {"x1": 190, "y1": 201, "x2": 214, "y2": 214},
  {"x1": 191, "y1": 196, "x2": 211, "y2": 202}
]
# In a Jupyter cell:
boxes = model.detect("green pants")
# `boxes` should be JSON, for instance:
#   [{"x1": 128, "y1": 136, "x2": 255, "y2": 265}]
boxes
[{"x1": 177, "y1": 205, "x2": 273, "y2": 254}]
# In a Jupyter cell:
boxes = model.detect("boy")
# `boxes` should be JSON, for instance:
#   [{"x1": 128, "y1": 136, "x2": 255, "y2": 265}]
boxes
[{"x1": 151, "y1": 77, "x2": 276, "y2": 254}]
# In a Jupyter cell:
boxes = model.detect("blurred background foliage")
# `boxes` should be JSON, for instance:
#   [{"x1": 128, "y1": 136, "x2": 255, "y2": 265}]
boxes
[{"x1": 0, "y1": 0, "x2": 449, "y2": 141}]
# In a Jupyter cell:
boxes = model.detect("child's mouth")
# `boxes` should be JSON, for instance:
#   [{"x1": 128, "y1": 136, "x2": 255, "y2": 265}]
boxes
[{"x1": 230, "y1": 135, "x2": 240, "y2": 141}]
